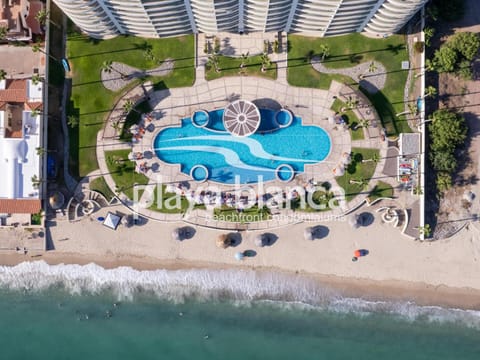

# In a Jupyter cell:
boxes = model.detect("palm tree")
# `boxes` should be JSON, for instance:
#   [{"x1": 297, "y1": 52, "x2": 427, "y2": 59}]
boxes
[
  {"x1": 31, "y1": 74, "x2": 42, "y2": 85},
  {"x1": 362, "y1": 153, "x2": 380, "y2": 163},
  {"x1": 67, "y1": 115, "x2": 79, "y2": 128},
  {"x1": 35, "y1": 147, "x2": 48, "y2": 156},
  {"x1": 0, "y1": 68, "x2": 6, "y2": 81},
  {"x1": 425, "y1": 59, "x2": 436, "y2": 72},
  {"x1": 418, "y1": 224, "x2": 431, "y2": 238},
  {"x1": 30, "y1": 109, "x2": 42, "y2": 118},
  {"x1": 123, "y1": 99, "x2": 139, "y2": 114},
  {"x1": 345, "y1": 96, "x2": 358, "y2": 110},
  {"x1": 368, "y1": 61, "x2": 378, "y2": 73},
  {"x1": 424, "y1": 86, "x2": 437, "y2": 99},
  {"x1": 319, "y1": 44, "x2": 330, "y2": 61},
  {"x1": 31, "y1": 174, "x2": 45, "y2": 190},
  {"x1": 349, "y1": 178, "x2": 368, "y2": 189},
  {"x1": 35, "y1": 9, "x2": 60, "y2": 29},
  {"x1": 101, "y1": 60, "x2": 128, "y2": 79},
  {"x1": 207, "y1": 54, "x2": 220, "y2": 73},
  {"x1": 261, "y1": 53, "x2": 271, "y2": 72},
  {"x1": 111, "y1": 120, "x2": 121, "y2": 132},
  {"x1": 239, "y1": 52, "x2": 249, "y2": 69},
  {"x1": 408, "y1": 103, "x2": 418, "y2": 116}
]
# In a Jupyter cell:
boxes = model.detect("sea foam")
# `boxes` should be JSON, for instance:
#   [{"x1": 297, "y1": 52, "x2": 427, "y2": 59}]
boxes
[{"x1": 1, "y1": 261, "x2": 480, "y2": 328}]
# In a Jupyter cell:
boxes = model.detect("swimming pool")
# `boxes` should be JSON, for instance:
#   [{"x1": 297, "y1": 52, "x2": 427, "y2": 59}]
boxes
[{"x1": 153, "y1": 109, "x2": 331, "y2": 184}]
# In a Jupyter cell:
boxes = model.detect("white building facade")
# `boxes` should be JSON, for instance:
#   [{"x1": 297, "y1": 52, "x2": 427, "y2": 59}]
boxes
[{"x1": 54, "y1": 0, "x2": 427, "y2": 38}]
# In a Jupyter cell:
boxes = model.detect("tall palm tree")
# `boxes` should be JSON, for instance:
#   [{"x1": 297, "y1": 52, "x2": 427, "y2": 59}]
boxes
[
  {"x1": 207, "y1": 54, "x2": 220, "y2": 73},
  {"x1": 31, "y1": 174, "x2": 45, "y2": 189},
  {"x1": 101, "y1": 60, "x2": 127, "y2": 79},
  {"x1": 362, "y1": 153, "x2": 380, "y2": 163},
  {"x1": 35, "y1": 147, "x2": 47, "y2": 156},
  {"x1": 349, "y1": 178, "x2": 368, "y2": 189},
  {"x1": 319, "y1": 44, "x2": 330, "y2": 61}
]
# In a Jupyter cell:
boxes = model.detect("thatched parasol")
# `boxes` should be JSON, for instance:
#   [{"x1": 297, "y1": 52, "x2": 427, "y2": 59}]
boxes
[
  {"x1": 49, "y1": 191, "x2": 65, "y2": 210},
  {"x1": 304, "y1": 227, "x2": 314, "y2": 241},
  {"x1": 216, "y1": 234, "x2": 230, "y2": 248}
]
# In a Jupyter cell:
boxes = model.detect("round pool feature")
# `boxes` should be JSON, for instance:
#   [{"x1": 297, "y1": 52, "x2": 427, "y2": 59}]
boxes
[
  {"x1": 192, "y1": 110, "x2": 209, "y2": 128},
  {"x1": 275, "y1": 109, "x2": 293, "y2": 128},
  {"x1": 190, "y1": 165, "x2": 209, "y2": 182},
  {"x1": 275, "y1": 164, "x2": 295, "y2": 182},
  {"x1": 223, "y1": 100, "x2": 261, "y2": 137}
]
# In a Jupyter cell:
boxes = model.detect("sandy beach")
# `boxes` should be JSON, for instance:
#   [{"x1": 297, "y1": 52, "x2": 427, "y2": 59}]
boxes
[{"x1": 2, "y1": 206, "x2": 480, "y2": 310}]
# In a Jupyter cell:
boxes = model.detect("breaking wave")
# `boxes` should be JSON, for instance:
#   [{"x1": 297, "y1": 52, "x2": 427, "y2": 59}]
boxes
[{"x1": 1, "y1": 261, "x2": 480, "y2": 328}]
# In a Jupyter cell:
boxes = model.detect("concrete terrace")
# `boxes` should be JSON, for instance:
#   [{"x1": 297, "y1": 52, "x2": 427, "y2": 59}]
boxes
[{"x1": 93, "y1": 33, "x2": 390, "y2": 230}]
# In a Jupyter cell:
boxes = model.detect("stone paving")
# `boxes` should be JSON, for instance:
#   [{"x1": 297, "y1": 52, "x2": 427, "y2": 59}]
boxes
[{"x1": 93, "y1": 33, "x2": 389, "y2": 229}]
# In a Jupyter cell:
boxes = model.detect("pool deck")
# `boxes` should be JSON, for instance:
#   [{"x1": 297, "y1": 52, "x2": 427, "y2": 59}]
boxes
[{"x1": 95, "y1": 33, "x2": 389, "y2": 229}]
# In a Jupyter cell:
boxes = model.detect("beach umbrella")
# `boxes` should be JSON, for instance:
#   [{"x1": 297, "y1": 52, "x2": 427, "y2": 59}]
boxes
[
  {"x1": 332, "y1": 165, "x2": 345, "y2": 177},
  {"x1": 216, "y1": 234, "x2": 230, "y2": 249},
  {"x1": 303, "y1": 227, "x2": 314, "y2": 241},
  {"x1": 341, "y1": 152, "x2": 351, "y2": 165},
  {"x1": 235, "y1": 252, "x2": 245, "y2": 261},
  {"x1": 348, "y1": 214, "x2": 360, "y2": 229}
]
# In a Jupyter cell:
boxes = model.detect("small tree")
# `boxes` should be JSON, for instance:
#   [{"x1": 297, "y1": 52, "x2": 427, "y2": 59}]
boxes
[
  {"x1": 436, "y1": 172, "x2": 452, "y2": 192},
  {"x1": 67, "y1": 115, "x2": 79, "y2": 128},
  {"x1": 31, "y1": 174, "x2": 44, "y2": 189},
  {"x1": 424, "y1": 85, "x2": 437, "y2": 99},
  {"x1": 260, "y1": 53, "x2": 271, "y2": 72},
  {"x1": 433, "y1": 46, "x2": 458, "y2": 72},
  {"x1": 0, "y1": 68, "x2": 6, "y2": 81},
  {"x1": 31, "y1": 73, "x2": 42, "y2": 85},
  {"x1": 239, "y1": 52, "x2": 249, "y2": 69},
  {"x1": 207, "y1": 54, "x2": 220, "y2": 73},
  {"x1": 30, "y1": 109, "x2": 42, "y2": 118},
  {"x1": 418, "y1": 224, "x2": 431, "y2": 238},
  {"x1": 35, "y1": 147, "x2": 47, "y2": 156},
  {"x1": 423, "y1": 27, "x2": 435, "y2": 47}
]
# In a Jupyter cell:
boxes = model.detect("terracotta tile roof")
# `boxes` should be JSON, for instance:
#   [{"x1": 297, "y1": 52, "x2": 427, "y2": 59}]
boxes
[
  {"x1": 26, "y1": 102, "x2": 43, "y2": 111},
  {"x1": 0, "y1": 80, "x2": 27, "y2": 103},
  {"x1": 0, "y1": 199, "x2": 42, "y2": 214}
]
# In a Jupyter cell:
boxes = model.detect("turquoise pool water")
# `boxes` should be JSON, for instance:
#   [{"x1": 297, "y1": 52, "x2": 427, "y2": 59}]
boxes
[{"x1": 154, "y1": 109, "x2": 331, "y2": 184}]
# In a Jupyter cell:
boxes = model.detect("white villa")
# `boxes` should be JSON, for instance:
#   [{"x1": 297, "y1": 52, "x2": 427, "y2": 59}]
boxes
[{"x1": 0, "y1": 78, "x2": 43, "y2": 225}]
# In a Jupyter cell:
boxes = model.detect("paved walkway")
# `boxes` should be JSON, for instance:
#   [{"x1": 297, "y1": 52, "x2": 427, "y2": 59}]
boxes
[
  {"x1": 91, "y1": 34, "x2": 390, "y2": 230},
  {"x1": 311, "y1": 57, "x2": 386, "y2": 94}
]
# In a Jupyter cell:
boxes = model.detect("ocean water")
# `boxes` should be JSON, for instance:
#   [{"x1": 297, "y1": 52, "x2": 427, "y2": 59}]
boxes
[{"x1": 1, "y1": 262, "x2": 480, "y2": 360}]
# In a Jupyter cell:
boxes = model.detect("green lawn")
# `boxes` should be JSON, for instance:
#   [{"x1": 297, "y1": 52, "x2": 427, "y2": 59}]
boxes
[
  {"x1": 330, "y1": 99, "x2": 364, "y2": 140},
  {"x1": 89, "y1": 176, "x2": 115, "y2": 202},
  {"x1": 287, "y1": 34, "x2": 410, "y2": 135},
  {"x1": 336, "y1": 147, "x2": 380, "y2": 201},
  {"x1": 104, "y1": 149, "x2": 149, "y2": 201},
  {"x1": 67, "y1": 34, "x2": 194, "y2": 177},
  {"x1": 148, "y1": 185, "x2": 194, "y2": 214},
  {"x1": 368, "y1": 181, "x2": 394, "y2": 202},
  {"x1": 205, "y1": 54, "x2": 277, "y2": 80}
]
